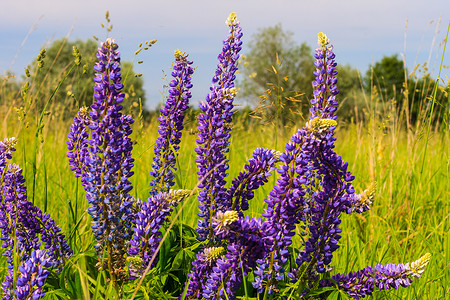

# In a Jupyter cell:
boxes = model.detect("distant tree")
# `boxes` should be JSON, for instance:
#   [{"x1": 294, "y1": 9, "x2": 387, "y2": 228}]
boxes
[
  {"x1": 335, "y1": 64, "x2": 365, "y2": 121},
  {"x1": 30, "y1": 38, "x2": 145, "y2": 116},
  {"x1": 239, "y1": 24, "x2": 315, "y2": 124},
  {"x1": 364, "y1": 54, "x2": 406, "y2": 101}
]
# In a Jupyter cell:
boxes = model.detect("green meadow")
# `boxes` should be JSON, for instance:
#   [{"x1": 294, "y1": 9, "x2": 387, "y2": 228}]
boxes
[{"x1": 0, "y1": 17, "x2": 448, "y2": 299}]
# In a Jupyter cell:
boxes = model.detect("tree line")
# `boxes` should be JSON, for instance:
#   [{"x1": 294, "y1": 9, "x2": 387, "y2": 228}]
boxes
[{"x1": 1, "y1": 27, "x2": 447, "y2": 127}]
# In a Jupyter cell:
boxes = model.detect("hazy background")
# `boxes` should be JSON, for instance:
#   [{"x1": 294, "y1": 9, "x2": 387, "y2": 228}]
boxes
[{"x1": 0, "y1": 0, "x2": 448, "y2": 109}]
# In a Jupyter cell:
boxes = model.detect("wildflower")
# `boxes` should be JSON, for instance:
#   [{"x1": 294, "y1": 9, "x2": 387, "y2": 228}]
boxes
[
  {"x1": 254, "y1": 32, "x2": 355, "y2": 292},
  {"x1": 349, "y1": 181, "x2": 376, "y2": 213},
  {"x1": 204, "y1": 216, "x2": 265, "y2": 299},
  {"x1": 128, "y1": 190, "x2": 189, "y2": 275},
  {"x1": 67, "y1": 107, "x2": 90, "y2": 178},
  {"x1": 185, "y1": 246, "x2": 226, "y2": 299},
  {"x1": 67, "y1": 38, "x2": 135, "y2": 280},
  {"x1": 310, "y1": 32, "x2": 339, "y2": 120},
  {"x1": 1, "y1": 141, "x2": 71, "y2": 299},
  {"x1": 321, "y1": 254, "x2": 431, "y2": 298},
  {"x1": 149, "y1": 50, "x2": 194, "y2": 195},
  {"x1": 225, "y1": 148, "x2": 281, "y2": 214},
  {"x1": 195, "y1": 12, "x2": 243, "y2": 242},
  {"x1": 16, "y1": 250, "x2": 52, "y2": 300}
]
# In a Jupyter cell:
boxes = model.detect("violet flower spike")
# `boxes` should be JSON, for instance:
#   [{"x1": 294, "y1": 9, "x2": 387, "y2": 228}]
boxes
[
  {"x1": 291, "y1": 35, "x2": 355, "y2": 281},
  {"x1": 16, "y1": 250, "x2": 52, "y2": 300},
  {"x1": 310, "y1": 32, "x2": 339, "y2": 120},
  {"x1": 254, "y1": 33, "x2": 355, "y2": 292},
  {"x1": 184, "y1": 246, "x2": 226, "y2": 299},
  {"x1": 225, "y1": 148, "x2": 281, "y2": 215},
  {"x1": 1, "y1": 146, "x2": 71, "y2": 298},
  {"x1": 205, "y1": 214, "x2": 265, "y2": 299},
  {"x1": 195, "y1": 12, "x2": 243, "y2": 242},
  {"x1": 128, "y1": 189, "x2": 190, "y2": 277},
  {"x1": 67, "y1": 107, "x2": 91, "y2": 178},
  {"x1": 149, "y1": 50, "x2": 194, "y2": 196},
  {"x1": 67, "y1": 38, "x2": 136, "y2": 280},
  {"x1": 321, "y1": 254, "x2": 431, "y2": 299}
]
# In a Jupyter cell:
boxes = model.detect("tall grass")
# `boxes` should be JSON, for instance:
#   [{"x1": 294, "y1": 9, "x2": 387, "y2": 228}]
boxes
[{"x1": 0, "y1": 24, "x2": 448, "y2": 299}]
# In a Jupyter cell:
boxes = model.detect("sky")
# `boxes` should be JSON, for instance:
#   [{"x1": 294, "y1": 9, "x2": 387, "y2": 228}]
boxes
[{"x1": 0, "y1": 0, "x2": 448, "y2": 110}]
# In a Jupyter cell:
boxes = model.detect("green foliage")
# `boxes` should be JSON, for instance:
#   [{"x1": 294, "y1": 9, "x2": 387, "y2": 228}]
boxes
[
  {"x1": 30, "y1": 38, "x2": 145, "y2": 116},
  {"x1": 364, "y1": 54, "x2": 405, "y2": 101},
  {"x1": 239, "y1": 24, "x2": 315, "y2": 123},
  {"x1": 335, "y1": 64, "x2": 365, "y2": 121}
]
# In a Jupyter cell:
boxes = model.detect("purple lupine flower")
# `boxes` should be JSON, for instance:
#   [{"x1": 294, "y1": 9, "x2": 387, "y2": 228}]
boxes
[
  {"x1": 321, "y1": 253, "x2": 431, "y2": 299},
  {"x1": 195, "y1": 12, "x2": 243, "y2": 242},
  {"x1": 0, "y1": 146, "x2": 71, "y2": 299},
  {"x1": 67, "y1": 38, "x2": 136, "y2": 279},
  {"x1": 202, "y1": 214, "x2": 265, "y2": 299},
  {"x1": 186, "y1": 212, "x2": 265, "y2": 299},
  {"x1": 253, "y1": 127, "x2": 316, "y2": 293},
  {"x1": 149, "y1": 50, "x2": 194, "y2": 196},
  {"x1": 290, "y1": 36, "x2": 356, "y2": 281},
  {"x1": 16, "y1": 249, "x2": 52, "y2": 300},
  {"x1": 0, "y1": 163, "x2": 71, "y2": 262},
  {"x1": 0, "y1": 137, "x2": 17, "y2": 176},
  {"x1": 253, "y1": 33, "x2": 356, "y2": 293},
  {"x1": 310, "y1": 32, "x2": 339, "y2": 120},
  {"x1": 225, "y1": 148, "x2": 281, "y2": 215},
  {"x1": 128, "y1": 189, "x2": 190, "y2": 277},
  {"x1": 67, "y1": 107, "x2": 90, "y2": 178},
  {"x1": 184, "y1": 246, "x2": 226, "y2": 299}
]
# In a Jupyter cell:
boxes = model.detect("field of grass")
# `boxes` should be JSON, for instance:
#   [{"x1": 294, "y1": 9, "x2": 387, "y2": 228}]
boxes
[
  {"x1": 0, "y1": 17, "x2": 448, "y2": 299},
  {"x1": 0, "y1": 94, "x2": 448, "y2": 298}
]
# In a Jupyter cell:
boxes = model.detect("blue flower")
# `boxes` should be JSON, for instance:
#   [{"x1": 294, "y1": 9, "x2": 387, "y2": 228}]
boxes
[
  {"x1": 195, "y1": 12, "x2": 243, "y2": 242},
  {"x1": 67, "y1": 38, "x2": 136, "y2": 280},
  {"x1": 149, "y1": 50, "x2": 194, "y2": 195}
]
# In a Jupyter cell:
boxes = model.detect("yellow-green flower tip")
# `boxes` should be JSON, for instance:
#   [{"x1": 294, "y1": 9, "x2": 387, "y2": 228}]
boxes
[
  {"x1": 213, "y1": 210, "x2": 239, "y2": 234},
  {"x1": 226, "y1": 12, "x2": 238, "y2": 26},
  {"x1": 203, "y1": 247, "x2": 225, "y2": 264},
  {"x1": 365, "y1": 181, "x2": 376, "y2": 200},
  {"x1": 306, "y1": 117, "x2": 337, "y2": 133},
  {"x1": 406, "y1": 253, "x2": 431, "y2": 275},
  {"x1": 318, "y1": 32, "x2": 330, "y2": 48},
  {"x1": 174, "y1": 49, "x2": 187, "y2": 60},
  {"x1": 270, "y1": 149, "x2": 283, "y2": 159},
  {"x1": 223, "y1": 87, "x2": 238, "y2": 99},
  {"x1": 105, "y1": 38, "x2": 115, "y2": 46},
  {"x1": 357, "y1": 181, "x2": 376, "y2": 208},
  {"x1": 169, "y1": 189, "x2": 191, "y2": 202},
  {"x1": 223, "y1": 210, "x2": 239, "y2": 223},
  {"x1": 3, "y1": 137, "x2": 18, "y2": 153},
  {"x1": 126, "y1": 256, "x2": 144, "y2": 269},
  {"x1": 79, "y1": 106, "x2": 89, "y2": 116},
  {"x1": 5, "y1": 137, "x2": 18, "y2": 148}
]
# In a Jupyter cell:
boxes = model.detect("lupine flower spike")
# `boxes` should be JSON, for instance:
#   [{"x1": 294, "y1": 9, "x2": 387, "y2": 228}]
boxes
[
  {"x1": 0, "y1": 138, "x2": 71, "y2": 299},
  {"x1": 67, "y1": 38, "x2": 136, "y2": 282},
  {"x1": 195, "y1": 12, "x2": 243, "y2": 242},
  {"x1": 322, "y1": 253, "x2": 432, "y2": 298},
  {"x1": 128, "y1": 189, "x2": 191, "y2": 277},
  {"x1": 149, "y1": 50, "x2": 194, "y2": 195},
  {"x1": 184, "y1": 29, "x2": 430, "y2": 300},
  {"x1": 128, "y1": 50, "x2": 194, "y2": 278}
]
